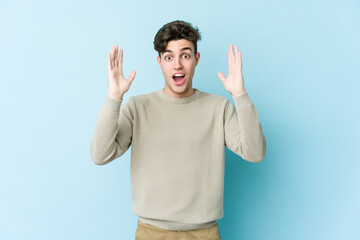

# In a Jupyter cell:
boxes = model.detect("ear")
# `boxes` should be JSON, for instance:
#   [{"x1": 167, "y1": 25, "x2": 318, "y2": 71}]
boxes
[
  {"x1": 195, "y1": 52, "x2": 200, "y2": 66},
  {"x1": 157, "y1": 55, "x2": 161, "y2": 65}
]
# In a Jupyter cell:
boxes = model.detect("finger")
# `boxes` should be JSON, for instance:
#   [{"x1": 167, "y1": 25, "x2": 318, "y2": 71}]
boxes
[
  {"x1": 234, "y1": 45, "x2": 239, "y2": 57},
  {"x1": 114, "y1": 45, "x2": 118, "y2": 68},
  {"x1": 228, "y1": 44, "x2": 234, "y2": 65},
  {"x1": 217, "y1": 72, "x2": 226, "y2": 83},
  {"x1": 110, "y1": 46, "x2": 115, "y2": 69},
  {"x1": 238, "y1": 51, "x2": 242, "y2": 66},
  {"x1": 107, "y1": 53, "x2": 112, "y2": 71},
  {"x1": 229, "y1": 43, "x2": 234, "y2": 54},
  {"x1": 235, "y1": 46, "x2": 242, "y2": 66},
  {"x1": 128, "y1": 70, "x2": 136, "y2": 82},
  {"x1": 119, "y1": 49, "x2": 124, "y2": 75},
  {"x1": 114, "y1": 46, "x2": 118, "y2": 63}
]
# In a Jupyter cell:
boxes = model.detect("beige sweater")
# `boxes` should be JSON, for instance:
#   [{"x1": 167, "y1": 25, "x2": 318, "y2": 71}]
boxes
[{"x1": 90, "y1": 88, "x2": 266, "y2": 230}]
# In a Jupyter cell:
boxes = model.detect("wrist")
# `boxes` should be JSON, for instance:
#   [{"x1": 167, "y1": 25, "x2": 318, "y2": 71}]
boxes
[
  {"x1": 107, "y1": 92, "x2": 124, "y2": 100},
  {"x1": 231, "y1": 89, "x2": 246, "y2": 98}
]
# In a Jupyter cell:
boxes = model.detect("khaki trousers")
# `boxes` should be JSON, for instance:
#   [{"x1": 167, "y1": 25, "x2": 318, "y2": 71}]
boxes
[{"x1": 135, "y1": 220, "x2": 221, "y2": 240}]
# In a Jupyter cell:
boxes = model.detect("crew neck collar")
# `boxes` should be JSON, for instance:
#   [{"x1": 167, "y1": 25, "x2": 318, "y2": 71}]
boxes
[{"x1": 157, "y1": 88, "x2": 200, "y2": 104}]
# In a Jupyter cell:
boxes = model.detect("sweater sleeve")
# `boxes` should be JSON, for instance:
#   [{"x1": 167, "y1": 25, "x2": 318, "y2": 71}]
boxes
[
  {"x1": 224, "y1": 92, "x2": 266, "y2": 162},
  {"x1": 90, "y1": 95, "x2": 133, "y2": 165}
]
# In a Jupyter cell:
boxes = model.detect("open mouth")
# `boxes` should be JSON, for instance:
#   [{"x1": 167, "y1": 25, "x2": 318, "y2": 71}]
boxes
[{"x1": 172, "y1": 73, "x2": 186, "y2": 86}]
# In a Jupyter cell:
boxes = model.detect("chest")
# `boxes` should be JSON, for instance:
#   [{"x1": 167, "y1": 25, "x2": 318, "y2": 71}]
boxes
[{"x1": 132, "y1": 102, "x2": 224, "y2": 147}]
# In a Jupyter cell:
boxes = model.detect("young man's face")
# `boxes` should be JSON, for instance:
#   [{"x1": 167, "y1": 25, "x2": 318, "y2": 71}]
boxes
[{"x1": 157, "y1": 39, "x2": 200, "y2": 98}]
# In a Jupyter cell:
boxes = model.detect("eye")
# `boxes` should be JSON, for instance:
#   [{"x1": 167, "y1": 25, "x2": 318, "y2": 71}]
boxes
[
  {"x1": 183, "y1": 54, "x2": 190, "y2": 59},
  {"x1": 164, "y1": 55, "x2": 172, "y2": 61}
]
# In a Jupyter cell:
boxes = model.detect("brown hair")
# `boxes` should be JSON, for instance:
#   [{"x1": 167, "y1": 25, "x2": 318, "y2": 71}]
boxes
[{"x1": 154, "y1": 20, "x2": 201, "y2": 57}]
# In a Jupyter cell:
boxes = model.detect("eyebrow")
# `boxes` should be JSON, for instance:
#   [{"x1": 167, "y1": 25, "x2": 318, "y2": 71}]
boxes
[{"x1": 163, "y1": 47, "x2": 193, "y2": 53}]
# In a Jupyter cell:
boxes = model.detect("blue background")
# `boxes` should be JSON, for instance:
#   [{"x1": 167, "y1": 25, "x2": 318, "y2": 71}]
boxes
[{"x1": 1, "y1": 0, "x2": 359, "y2": 239}]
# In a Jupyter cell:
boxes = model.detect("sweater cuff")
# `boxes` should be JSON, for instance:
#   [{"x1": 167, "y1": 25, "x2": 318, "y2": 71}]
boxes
[
  {"x1": 232, "y1": 92, "x2": 252, "y2": 110},
  {"x1": 103, "y1": 95, "x2": 123, "y2": 112}
]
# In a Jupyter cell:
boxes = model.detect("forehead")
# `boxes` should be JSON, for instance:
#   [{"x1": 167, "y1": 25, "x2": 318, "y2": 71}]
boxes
[{"x1": 164, "y1": 39, "x2": 194, "y2": 52}]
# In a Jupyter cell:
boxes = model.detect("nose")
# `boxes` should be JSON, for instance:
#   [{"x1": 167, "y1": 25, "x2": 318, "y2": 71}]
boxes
[{"x1": 173, "y1": 57, "x2": 183, "y2": 69}]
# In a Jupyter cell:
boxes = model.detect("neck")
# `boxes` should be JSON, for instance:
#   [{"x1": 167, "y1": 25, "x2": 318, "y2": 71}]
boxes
[{"x1": 163, "y1": 88, "x2": 195, "y2": 98}]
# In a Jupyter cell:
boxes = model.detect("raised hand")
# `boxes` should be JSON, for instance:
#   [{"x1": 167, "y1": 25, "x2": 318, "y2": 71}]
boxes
[
  {"x1": 217, "y1": 44, "x2": 246, "y2": 97},
  {"x1": 107, "y1": 45, "x2": 136, "y2": 100}
]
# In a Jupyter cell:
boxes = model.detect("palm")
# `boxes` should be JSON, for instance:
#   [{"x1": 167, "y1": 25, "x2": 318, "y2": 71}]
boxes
[
  {"x1": 107, "y1": 45, "x2": 136, "y2": 98},
  {"x1": 218, "y1": 44, "x2": 246, "y2": 96}
]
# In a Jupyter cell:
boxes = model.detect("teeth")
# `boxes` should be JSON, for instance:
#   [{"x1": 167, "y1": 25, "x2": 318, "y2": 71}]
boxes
[{"x1": 174, "y1": 74, "x2": 185, "y2": 77}]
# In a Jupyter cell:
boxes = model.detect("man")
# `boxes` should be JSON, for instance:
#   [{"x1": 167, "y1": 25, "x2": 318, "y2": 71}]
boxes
[{"x1": 90, "y1": 20, "x2": 266, "y2": 240}]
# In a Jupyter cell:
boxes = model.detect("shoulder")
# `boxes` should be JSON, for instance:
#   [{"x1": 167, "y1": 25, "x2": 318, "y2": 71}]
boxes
[{"x1": 124, "y1": 90, "x2": 159, "y2": 107}]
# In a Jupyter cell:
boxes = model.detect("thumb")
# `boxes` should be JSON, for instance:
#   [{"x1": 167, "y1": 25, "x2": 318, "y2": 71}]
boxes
[
  {"x1": 217, "y1": 72, "x2": 226, "y2": 83},
  {"x1": 128, "y1": 70, "x2": 136, "y2": 82}
]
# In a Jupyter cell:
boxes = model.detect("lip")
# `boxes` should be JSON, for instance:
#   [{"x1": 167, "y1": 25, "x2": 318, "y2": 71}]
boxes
[
  {"x1": 172, "y1": 72, "x2": 185, "y2": 77},
  {"x1": 172, "y1": 74, "x2": 186, "y2": 86}
]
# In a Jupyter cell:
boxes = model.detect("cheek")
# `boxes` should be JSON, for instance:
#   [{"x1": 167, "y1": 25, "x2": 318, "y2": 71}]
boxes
[
  {"x1": 160, "y1": 64, "x2": 169, "y2": 74},
  {"x1": 188, "y1": 63, "x2": 196, "y2": 72},
  {"x1": 161, "y1": 67, "x2": 172, "y2": 78}
]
